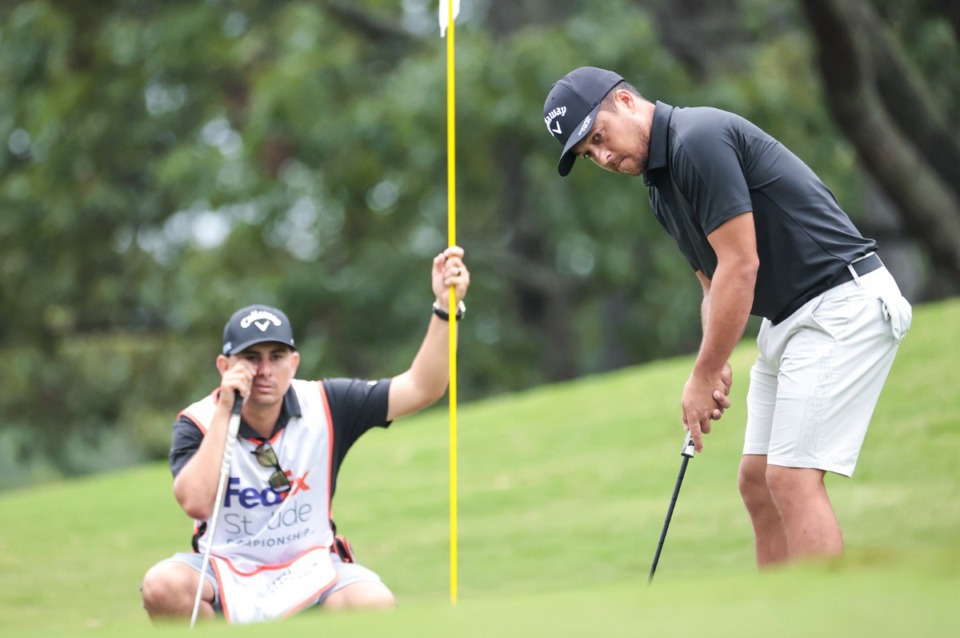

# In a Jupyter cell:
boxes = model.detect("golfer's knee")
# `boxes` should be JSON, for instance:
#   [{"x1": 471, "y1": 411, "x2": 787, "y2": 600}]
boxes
[
  {"x1": 764, "y1": 465, "x2": 789, "y2": 498},
  {"x1": 765, "y1": 465, "x2": 826, "y2": 504},
  {"x1": 738, "y1": 458, "x2": 771, "y2": 513}
]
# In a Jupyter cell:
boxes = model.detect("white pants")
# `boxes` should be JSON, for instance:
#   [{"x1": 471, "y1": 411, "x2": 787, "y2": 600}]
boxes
[{"x1": 743, "y1": 266, "x2": 911, "y2": 476}]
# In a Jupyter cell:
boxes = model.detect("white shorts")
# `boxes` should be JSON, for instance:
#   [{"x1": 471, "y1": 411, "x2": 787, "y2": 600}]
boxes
[
  {"x1": 165, "y1": 551, "x2": 386, "y2": 611},
  {"x1": 743, "y1": 265, "x2": 911, "y2": 476}
]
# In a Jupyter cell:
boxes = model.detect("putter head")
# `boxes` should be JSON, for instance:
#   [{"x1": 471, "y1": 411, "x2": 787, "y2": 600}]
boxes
[{"x1": 681, "y1": 432, "x2": 695, "y2": 458}]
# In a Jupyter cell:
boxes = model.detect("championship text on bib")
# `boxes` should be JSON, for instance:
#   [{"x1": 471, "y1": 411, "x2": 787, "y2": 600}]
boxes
[{"x1": 211, "y1": 546, "x2": 337, "y2": 624}]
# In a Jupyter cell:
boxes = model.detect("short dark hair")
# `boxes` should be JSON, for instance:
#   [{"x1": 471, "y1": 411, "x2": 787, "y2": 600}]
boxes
[{"x1": 599, "y1": 80, "x2": 643, "y2": 113}]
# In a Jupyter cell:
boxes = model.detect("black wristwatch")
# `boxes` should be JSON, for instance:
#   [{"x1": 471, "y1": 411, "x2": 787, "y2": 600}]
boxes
[{"x1": 432, "y1": 301, "x2": 466, "y2": 321}]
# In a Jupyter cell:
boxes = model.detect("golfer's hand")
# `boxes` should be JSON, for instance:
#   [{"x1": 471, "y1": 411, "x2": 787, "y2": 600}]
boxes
[
  {"x1": 433, "y1": 245, "x2": 470, "y2": 309},
  {"x1": 682, "y1": 365, "x2": 732, "y2": 452},
  {"x1": 712, "y1": 362, "x2": 733, "y2": 420}
]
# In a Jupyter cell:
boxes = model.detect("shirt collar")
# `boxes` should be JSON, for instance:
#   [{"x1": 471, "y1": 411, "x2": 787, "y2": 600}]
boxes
[{"x1": 643, "y1": 101, "x2": 673, "y2": 186}]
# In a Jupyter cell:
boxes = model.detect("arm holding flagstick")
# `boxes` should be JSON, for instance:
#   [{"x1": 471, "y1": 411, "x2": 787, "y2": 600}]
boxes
[{"x1": 386, "y1": 246, "x2": 469, "y2": 421}]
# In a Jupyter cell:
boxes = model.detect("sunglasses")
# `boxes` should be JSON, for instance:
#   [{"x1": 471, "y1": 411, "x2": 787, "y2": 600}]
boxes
[{"x1": 252, "y1": 442, "x2": 291, "y2": 493}]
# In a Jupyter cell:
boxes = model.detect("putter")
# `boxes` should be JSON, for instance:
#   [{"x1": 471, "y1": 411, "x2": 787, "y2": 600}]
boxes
[
  {"x1": 648, "y1": 431, "x2": 696, "y2": 584},
  {"x1": 190, "y1": 392, "x2": 243, "y2": 628}
]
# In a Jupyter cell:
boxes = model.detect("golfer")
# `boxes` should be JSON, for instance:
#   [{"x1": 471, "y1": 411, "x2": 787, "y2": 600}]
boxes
[
  {"x1": 542, "y1": 67, "x2": 912, "y2": 566},
  {"x1": 141, "y1": 247, "x2": 470, "y2": 623}
]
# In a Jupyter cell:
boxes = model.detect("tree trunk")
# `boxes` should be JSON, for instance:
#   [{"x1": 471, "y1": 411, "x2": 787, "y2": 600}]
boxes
[
  {"x1": 799, "y1": 0, "x2": 960, "y2": 298},
  {"x1": 651, "y1": 0, "x2": 746, "y2": 80}
]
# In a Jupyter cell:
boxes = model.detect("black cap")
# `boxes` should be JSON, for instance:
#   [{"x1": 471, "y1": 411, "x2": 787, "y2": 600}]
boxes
[
  {"x1": 222, "y1": 305, "x2": 296, "y2": 355},
  {"x1": 543, "y1": 67, "x2": 623, "y2": 176}
]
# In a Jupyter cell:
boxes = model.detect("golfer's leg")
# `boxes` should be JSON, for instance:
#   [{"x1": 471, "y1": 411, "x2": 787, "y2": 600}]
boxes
[
  {"x1": 141, "y1": 560, "x2": 216, "y2": 621},
  {"x1": 763, "y1": 325, "x2": 846, "y2": 563},
  {"x1": 765, "y1": 273, "x2": 903, "y2": 562},
  {"x1": 741, "y1": 353, "x2": 788, "y2": 567},
  {"x1": 765, "y1": 466, "x2": 842, "y2": 560},
  {"x1": 738, "y1": 455, "x2": 788, "y2": 567}
]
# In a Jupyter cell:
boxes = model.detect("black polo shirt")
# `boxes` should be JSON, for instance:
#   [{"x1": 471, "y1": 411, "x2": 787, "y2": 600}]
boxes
[{"x1": 643, "y1": 101, "x2": 876, "y2": 321}]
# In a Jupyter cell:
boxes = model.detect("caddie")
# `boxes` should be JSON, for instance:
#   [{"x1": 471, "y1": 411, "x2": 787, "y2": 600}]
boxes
[{"x1": 141, "y1": 247, "x2": 470, "y2": 623}]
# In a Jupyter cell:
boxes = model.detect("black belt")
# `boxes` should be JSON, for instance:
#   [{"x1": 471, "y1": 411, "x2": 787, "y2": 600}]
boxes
[
  {"x1": 832, "y1": 252, "x2": 883, "y2": 286},
  {"x1": 772, "y1": 253, "x2": 883, "y2": 325}
]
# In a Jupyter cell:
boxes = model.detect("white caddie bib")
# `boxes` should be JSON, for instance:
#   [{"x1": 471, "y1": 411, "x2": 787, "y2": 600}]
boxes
[
  {"x1": 210, "y1": 546, "x2": 337, "y2": 624},
  {"x1": 180, "y1": 379, "x2": 338, "y2": 623}
]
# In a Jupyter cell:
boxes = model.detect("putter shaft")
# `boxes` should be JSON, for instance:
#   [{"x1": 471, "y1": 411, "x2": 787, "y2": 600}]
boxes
[{"x1": 648, "y1": 433, "x2": 695, "y2": 584}]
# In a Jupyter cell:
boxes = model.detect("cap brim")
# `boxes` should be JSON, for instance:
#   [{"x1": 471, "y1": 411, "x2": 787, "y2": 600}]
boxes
[
  {"x1": 557, "y1": 103, "x2": 601, "y2": 177},
  {"x1": 226, "y1": 338, "x2": 296, "y2": 355}
]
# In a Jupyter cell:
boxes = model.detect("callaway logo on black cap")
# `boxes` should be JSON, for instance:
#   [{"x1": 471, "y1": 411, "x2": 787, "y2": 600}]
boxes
[
  {"x1": 543, "y1": 67, "x2": 623, "y2": 177},
  {"x1": 222, "y1": 304, "x2": 297, "y2": 355}
]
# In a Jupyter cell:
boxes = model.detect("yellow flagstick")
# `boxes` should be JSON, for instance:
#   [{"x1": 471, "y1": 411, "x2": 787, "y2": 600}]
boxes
[{"x1": 444, "y1": 0, "x2": 458, "y2": 606}]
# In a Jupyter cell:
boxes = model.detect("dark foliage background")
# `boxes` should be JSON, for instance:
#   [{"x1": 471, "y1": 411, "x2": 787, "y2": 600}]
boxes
[{"x1": 1, "y1": 0, "x2": 956, "y2": 488}]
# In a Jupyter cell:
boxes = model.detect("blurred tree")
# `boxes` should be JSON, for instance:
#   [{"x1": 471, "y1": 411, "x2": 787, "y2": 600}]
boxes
[
  {"x1": 798, "y1": 0, "x2": 960, "y2": 298},
  {"x1": 652, "y1": 0, "x2": 746, "y2": 80},
  {"x1": 0, "y1": 0, "x2": 949, "y2": 486}
]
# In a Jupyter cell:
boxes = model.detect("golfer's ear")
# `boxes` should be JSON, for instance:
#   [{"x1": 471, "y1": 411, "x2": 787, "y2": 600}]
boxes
[
  {"x1": 614, "y1": 89, "x2": 636, "y2": 111},
  {"x1": 216, "y1": 354, "x2": 231, "y2": 374}
]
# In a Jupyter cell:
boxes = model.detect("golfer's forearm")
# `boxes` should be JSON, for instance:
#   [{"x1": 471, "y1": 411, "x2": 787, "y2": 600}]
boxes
[{"x1": 695, "y1": 268, "x2": 753, "y2": 377}]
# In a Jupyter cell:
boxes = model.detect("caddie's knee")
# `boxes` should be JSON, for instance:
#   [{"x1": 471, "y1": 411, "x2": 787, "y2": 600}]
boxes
[
  {"x1": 363, "y1": 584, "x2": 397, "y2": 609},
  {"x1": 323, "y1": 581, "x2": 397, "y2": 611},
  {"x1": 140, "y1": 563, "x2": 193, "y2": 619}
]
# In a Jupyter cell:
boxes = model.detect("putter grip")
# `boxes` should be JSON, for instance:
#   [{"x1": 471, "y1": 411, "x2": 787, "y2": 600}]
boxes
[{"x1": 219, "y1": 392, "x2": 243, "y2": 475}]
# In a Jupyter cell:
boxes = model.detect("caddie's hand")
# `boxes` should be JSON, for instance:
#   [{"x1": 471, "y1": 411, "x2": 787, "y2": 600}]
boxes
[
  {"x1": 220, "y1": 360, "x2": 255, "y2": 407},
  {"x1": 432, "y1": 245, "x2": 470, "y2": 309}
]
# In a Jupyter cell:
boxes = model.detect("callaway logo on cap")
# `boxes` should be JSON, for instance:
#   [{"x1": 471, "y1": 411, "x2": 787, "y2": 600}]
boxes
[
  {"x1": 222, "y1": 304, "x2": 297, "y2": 355},
  {"x1": 543, "y1": 66, "x2": 624, "y2": 177}
]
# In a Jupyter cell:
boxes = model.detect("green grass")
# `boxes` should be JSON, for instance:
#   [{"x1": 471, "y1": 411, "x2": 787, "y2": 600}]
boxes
[{"x1": 2, "y1": 299, "x2": 959, "y2": 637}]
